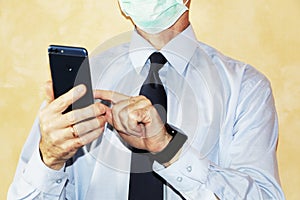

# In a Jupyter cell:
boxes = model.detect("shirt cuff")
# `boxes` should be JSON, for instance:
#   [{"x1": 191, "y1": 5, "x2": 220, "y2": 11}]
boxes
[
  {"x1": 153, "y1": 146, "x2": 210, "y2": 193},
  {"x1": 22, "y1": 147, "x2": 68, "y2": 195}
]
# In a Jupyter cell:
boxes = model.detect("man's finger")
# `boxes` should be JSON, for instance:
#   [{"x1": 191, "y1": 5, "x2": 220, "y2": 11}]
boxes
[
  {"x1": 60, "y1": 102, "x2": 108, "y2": 127},
  {"x1": 50, "y1": 84, "x2": 87, "y2": 113},
  {"x1": 94, "y1": 90, "x2": 129, "y2": 104},
  {"x1": 76, "y1": 127, "x2": 104, "y2": 145}
]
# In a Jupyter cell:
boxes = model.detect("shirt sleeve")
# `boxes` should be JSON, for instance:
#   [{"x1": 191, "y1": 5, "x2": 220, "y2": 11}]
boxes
[
  {"x1": 7, "y1": 114, "x2": 69, "y2": 200},
  {"x1": 153, "y1": 66, "x2": 285, "y2": 200}
]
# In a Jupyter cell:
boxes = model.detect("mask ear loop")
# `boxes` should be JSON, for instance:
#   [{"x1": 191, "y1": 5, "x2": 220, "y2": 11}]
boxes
[
  {"x1": 184, "y1": 0, "x2": 190, "y2": 6},
  {"x1": 183, "y1": 0, "x2": 190, "y2": 11}
]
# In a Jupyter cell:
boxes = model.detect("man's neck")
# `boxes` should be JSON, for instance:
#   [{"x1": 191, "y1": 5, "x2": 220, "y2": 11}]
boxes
[{"x1": 136, "y1": 12, "x2": 190, "y2": 50}]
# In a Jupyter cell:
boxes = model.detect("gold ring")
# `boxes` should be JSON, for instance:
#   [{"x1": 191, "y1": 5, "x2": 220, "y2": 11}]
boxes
[{"x1": 70, "y1": 125, "x2": 78, "y2": 138}]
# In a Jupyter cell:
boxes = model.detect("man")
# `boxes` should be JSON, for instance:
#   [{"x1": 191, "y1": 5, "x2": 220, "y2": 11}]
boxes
[{"x1": 8, "y1": 0, "x2": 285, "y2": 199}]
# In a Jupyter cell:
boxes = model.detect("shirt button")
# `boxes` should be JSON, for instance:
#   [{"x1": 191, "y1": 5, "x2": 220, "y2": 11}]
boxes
[
  {"x1": 176, "y1": 177, "x2": 183, "y2": 182},
  {"x1": 186, "y1": 166, "x2": 192, "y2": 172},
  {"x1": 56, "y1": 179, "x2": 62, "y2": 184}
]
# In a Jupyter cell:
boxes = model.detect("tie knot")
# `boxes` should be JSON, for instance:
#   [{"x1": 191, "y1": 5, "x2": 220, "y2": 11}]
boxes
[{"x1": 150, "y1": 52, "x2": 167, "y2": 65}]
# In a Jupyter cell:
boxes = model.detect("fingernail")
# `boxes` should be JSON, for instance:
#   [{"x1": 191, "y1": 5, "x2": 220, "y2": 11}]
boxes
[{"x1": 76, "y1": 84, "x2": 85, "y2": 94}]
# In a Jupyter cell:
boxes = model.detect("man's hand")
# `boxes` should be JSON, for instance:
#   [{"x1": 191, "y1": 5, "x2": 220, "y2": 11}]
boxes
[
  {"x1": 38, "y1": 81, "x2": 110, "y2": 170},
  {"x1": 94, "y1": 90, "x2": 172, "y2": 153}
]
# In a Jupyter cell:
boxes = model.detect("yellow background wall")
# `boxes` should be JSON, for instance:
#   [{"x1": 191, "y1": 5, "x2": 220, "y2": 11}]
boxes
[{"x1": 1, "y1": 0, "x2": 299, "y2": 199}]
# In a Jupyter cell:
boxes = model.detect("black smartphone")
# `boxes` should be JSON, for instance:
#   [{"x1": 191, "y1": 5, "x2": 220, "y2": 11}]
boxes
[{"x1": 48, "y1": 45, "x2": 94, "y2": 113}]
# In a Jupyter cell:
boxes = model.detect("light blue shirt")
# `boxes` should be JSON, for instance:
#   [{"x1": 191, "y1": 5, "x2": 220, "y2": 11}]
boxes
[{"x1": 8, "y1": 26, "x2": 285, "y2": 199}]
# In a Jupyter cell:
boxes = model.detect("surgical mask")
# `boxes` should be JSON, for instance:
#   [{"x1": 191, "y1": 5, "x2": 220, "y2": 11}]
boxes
[{"x1": 118, "y1": 0, "x2": 189, "y2": 34}]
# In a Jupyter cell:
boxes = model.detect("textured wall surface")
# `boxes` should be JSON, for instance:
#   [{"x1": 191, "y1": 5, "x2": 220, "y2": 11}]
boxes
[{"x1": 1, "y1": 0, "x2": 299, "y2": 199}]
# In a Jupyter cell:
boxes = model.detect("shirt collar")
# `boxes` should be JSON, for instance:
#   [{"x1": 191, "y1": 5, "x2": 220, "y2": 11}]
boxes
[{"x1": 129, "y1": 25, "x2": 198, "y2": 74}]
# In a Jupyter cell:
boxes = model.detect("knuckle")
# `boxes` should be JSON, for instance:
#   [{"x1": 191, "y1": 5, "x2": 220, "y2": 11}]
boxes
[
  {"x1": 40, "y1": 126, "x2": 49, "y2": 136},
  {"x1": 128, "y1": 120, "x2": 136, "y2": 130},
  {"x1": 60, "y1": 143, "x2": 70, "y2": 152},
  {"x1": 48, "y1": 133, "x2": 60, "y2": 144},
  {"x1": 39, "y1": 118, "x2": 46, "y2": 131},
  {"x1": 82, "y1": 106, "x2": 95, "y2": 120},
  {"x1": 130, "y1": 96, "x2": 139, "y2": 103},
  {"x1": 93, "y1": 103, "x2": 102, "y2": 116},
  {"x1": 40, "y1": 122, "x2": 51, "y2": 134},
  {"x1": 138, "y1": 95, "x2": 146, "y2": 102},
  {"x1": 140, "y1": 95, "x2": 148, "y2": 101},
  {"x1": 139, "y1": 96, "x2": 151, "y2": 105},
  {"x1": 139, "y1": 95, "x2": 146, "y2": 99},
  {"x1": 74, "y1": 138, "x2": 84, "y2": 147},
  {"x1": 142, "y1": 107, "x2": 151, "y2": 118},
  {"x1": 61, "y1": 141, "x2": 77, "y2": 153},
  {"x1": 144, "y1": 98, "x2": 152, "y2": 105},
  {"x1": 39, "y1": 124, "x2": 46, "y2": 134},
  {"x1": 92, "y1": 103, "x2": 99, "y2": 116},
  {"x1": 77, "y1": 103, "x2": 106, "y2": 123},
  {"x1": 60, "y1": 143, "x2": 75, "y2": 156},
  {"x1": 66, "y1": 112, "x2": 76, "y2": 124},
  {"x1": 38, "y1": 110, "x2": 48, "y2": 124},
  {"x1": 128, "y1": 110, "x2": 137, "y2": 121},
  {"x1": 95, "y1": 117, "x2": 103, "y2": 128}
]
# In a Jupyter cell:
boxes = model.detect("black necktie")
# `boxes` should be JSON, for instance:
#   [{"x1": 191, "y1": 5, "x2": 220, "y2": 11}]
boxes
[{"x1": 128, "y1": 52, "x2": 167, "y2": 200}]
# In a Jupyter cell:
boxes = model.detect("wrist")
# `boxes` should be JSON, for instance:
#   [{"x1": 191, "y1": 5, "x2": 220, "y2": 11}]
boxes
[
  {"x1": 149, "y1": 127, "x2": 173, "y2": 153},
  {"x1": 39, "y1": 148, "x2": 65, "y2": 170},
  {"x1": 149, "y1": 123, "x2": 187, "y2": 164}
]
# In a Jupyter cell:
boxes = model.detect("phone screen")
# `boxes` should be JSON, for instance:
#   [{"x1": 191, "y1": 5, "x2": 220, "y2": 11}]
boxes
[{"x1": 48, "y1": 45, "x2": 94, "y2": 113}]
